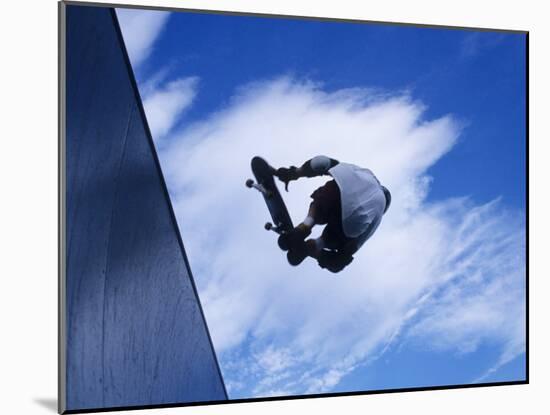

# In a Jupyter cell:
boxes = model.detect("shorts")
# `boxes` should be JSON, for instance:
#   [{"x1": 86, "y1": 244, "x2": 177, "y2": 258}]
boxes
[{"x1": 309, "y1": 180, "x2": 353, "y2": 251}]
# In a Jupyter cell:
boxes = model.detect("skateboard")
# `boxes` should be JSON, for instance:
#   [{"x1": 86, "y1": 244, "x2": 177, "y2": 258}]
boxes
[{"x1": 246, "y1": 156, "x2": 294, "y2": 251}]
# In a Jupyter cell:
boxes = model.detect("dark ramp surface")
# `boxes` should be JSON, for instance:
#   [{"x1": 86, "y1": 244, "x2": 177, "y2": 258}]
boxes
[{"x1": 64, "y1": 4, "x2": 227, "y2": 411}]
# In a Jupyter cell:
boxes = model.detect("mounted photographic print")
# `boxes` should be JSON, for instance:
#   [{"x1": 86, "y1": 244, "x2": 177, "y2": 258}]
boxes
[{"x1": 59, "y1": 1, "x2": 528, "y2": 413}]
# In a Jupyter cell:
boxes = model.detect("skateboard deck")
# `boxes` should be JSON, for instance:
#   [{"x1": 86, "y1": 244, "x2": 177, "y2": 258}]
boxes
[{"x1": 246, "y1": 156, "x2": 294, "y2": 244}]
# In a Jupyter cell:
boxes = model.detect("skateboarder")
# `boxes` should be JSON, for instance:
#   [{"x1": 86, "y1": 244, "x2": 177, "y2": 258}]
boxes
[{"x1": 275, "y1": 155, "x2": 391, "y2": 273}]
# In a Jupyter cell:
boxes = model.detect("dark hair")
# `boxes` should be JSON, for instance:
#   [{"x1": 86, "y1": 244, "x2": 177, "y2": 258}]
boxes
[{"x1": 381, "y1": 186, "x2": 391, "y2": 214}]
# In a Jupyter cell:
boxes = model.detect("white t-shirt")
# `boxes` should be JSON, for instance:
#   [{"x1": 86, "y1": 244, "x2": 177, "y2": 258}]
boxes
[{"x1": 328, "y1": 163, "x2": 386, "y2": 247}]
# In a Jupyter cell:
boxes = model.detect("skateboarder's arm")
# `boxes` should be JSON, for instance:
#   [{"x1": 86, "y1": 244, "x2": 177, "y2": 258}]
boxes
[
  {"x1": 297, "y1": 155, "x2": 339, "y2": 178},
  {"x1": 275, "y1": 156, "x2": 339, "y2": 188}
]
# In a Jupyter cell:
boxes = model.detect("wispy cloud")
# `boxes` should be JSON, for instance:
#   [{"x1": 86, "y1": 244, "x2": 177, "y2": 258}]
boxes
[
  {"x1": 116, "y1": 8, "x2": 171, "y2": 68},
  {"x1": 116, "y1": 9, "x2": 199, "y2": 144},
  {"x1": 401, "y1": 200, "x2": 526, "y2": 378},
  {"x1": 459, "y1": 32, "x2": 505, "y2": 59},
  {"x1": 142, "y1": 76, "x2": 199, "y2": 141},
  {"x1": 155, "y1": 77, "x2": 525, "y2": 398}
]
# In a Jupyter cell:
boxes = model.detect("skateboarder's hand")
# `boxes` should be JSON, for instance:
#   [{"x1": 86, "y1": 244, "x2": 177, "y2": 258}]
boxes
[{"x1": 275, "y1": 166, "x2": 300, "y2": 191}]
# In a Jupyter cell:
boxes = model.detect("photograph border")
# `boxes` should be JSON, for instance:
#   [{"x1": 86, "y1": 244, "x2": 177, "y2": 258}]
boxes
[{"x1": 59, "y1": 1, "x2": 529, "y2": 413}]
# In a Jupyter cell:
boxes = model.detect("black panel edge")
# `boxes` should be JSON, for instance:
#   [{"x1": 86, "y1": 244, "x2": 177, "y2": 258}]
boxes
[
  {"x1": 525, "y1": 32, "x2": 529, "y2": 384},
  {"x1": 58, "y1": 1, "x2": 67, "y2": 414},
  {"x1": 63, "y1": 0, "x2": 528, "y2": 34},
  {"x1": 62, "y1": 380, "x2": 528, "y2": 414}
]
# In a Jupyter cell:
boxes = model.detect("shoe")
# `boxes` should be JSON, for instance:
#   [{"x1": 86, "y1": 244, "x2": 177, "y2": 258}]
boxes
[
  {"x1": 281, "y1": 224, "x2": 311, "y2": 251},
  {"x1": 278, "y1": 234, "x2": 290, "y2": 251},
  {"x1": 287, "y1": 242, "x2": 308, "y2": 266}
]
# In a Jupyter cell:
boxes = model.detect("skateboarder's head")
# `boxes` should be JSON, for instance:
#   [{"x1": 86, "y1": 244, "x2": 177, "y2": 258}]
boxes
[{"x1": 382, "y1": 186, "x2": 391, "y2": 214}]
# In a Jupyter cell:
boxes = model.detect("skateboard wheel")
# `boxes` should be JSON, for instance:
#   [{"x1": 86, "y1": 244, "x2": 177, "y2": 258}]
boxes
[
  {"x1": 265, "y1": 222, "x2": 273, "y2": 231},
  {"x1": 245, "y1": 179, "x2": 254, "y2": 188}
]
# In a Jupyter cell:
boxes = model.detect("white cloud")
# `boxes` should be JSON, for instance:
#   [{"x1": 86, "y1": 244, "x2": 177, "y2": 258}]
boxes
[
  {"x1": 460, "y1": 32, "x2": 505, "y2": 59},
  {"x1": 116, "y1": 8, "x2": 170, "y2": 68},
  {"x1": 142, "y1": 76, "x2": 199, "y2": 141},
  {"x1": 255, "y1": 346, "x2": 295, "y2": 374},
  {"x1": 393, "y1": 199, "x2": 526, "y2": 379},
  {"x1": 156, "y1": 77, "x2": 525, "y2": 397}
]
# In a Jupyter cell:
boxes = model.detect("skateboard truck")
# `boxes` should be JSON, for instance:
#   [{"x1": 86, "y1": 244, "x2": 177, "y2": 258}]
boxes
[
  {"x1": 246, "y1": 179, "x2": 273, "y2": 198},
  {"x1": 265, "y1": 222, "x2": 291, "y2": 250},
  {"x1": 264, "y1": 221, "x2": 283, "y2": 233}
]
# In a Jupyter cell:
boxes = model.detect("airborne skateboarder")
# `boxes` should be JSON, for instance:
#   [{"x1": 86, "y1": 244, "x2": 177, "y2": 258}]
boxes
[{"x1": 275, "y1": 156, "x2": 391, "y2": 273}]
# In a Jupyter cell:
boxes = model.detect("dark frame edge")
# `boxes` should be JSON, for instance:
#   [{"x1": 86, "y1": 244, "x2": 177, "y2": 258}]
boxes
[
  {"x1": 525, "y1": 31, "x2": 529, "y2": 384},
  {"x1": 63, "y1": 0, "x2": 528, "y2": 34},
  {"x1": 63, "y1": 380, "x2": 528, "y2": 414},
  {"x1": 58, "y1": 1, "x2": 67, "y2": 414}
]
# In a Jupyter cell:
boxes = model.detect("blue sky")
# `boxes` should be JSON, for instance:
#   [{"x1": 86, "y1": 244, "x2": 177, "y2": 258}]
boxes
[{"x1": 117, "y1": 8, "x2": 526, "y2": 399}]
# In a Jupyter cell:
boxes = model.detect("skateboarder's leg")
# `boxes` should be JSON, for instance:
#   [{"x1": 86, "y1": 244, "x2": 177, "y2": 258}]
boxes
[
  {"x1": 310, "y1": 215, "x2": 355, "y2": 272},
  {"x1": 287, "y1": 237, "x2": 325, "y2": 266},
  {"x1": 304, "y1": 237, "x2": 324, "y2": 259},
  {"x1": 295, "y1": 204, "x2": 317, "y2": 234},
  {"x1": 283, "y1": 204, "x2": 316, "y2": 249},
  {"x1": 285, "y1": 180, "x2": 339, "y2": 248}
]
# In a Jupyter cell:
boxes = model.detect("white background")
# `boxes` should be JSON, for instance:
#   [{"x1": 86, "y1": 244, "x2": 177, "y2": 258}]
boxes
[{"x1": 0, "y1": 0, "x2": 545, "y2": 414}]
